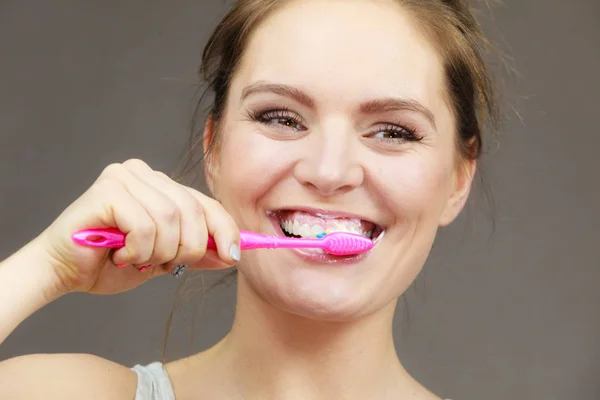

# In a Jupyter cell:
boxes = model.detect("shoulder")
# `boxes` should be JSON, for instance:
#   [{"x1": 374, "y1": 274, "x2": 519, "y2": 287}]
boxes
[{"x1": 0, "y1": 353, "x2": 137, "y2": 399}]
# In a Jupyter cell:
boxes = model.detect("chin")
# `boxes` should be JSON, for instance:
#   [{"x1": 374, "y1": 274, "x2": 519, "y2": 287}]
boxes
[
  {"x1": 278, "y1": 291, "x2": 373, "y2": 322},
  {"x1": 240, "y1": 258, "x2": 386, "y2": 322},
  {"x1": 285, "y1": 301, "x2": 373, "y2": 322}
]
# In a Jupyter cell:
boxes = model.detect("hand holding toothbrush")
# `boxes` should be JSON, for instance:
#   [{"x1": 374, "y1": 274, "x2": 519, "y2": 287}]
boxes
[{"x1": 34, "y1": 159, "x2": 243, "y2": 296}]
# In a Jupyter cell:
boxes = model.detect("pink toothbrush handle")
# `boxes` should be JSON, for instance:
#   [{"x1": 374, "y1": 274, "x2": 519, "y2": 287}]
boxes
[
  {"x1": 72, "y1": 229, "x2": 276, "y2": 250},
  {"x1": 72, "y1": 228, "x2": 220, "y2": 250}
]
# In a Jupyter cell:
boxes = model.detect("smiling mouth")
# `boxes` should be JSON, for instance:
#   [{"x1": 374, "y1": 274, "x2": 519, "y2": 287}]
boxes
[{"x1": 268, "y1": 209, "x2": 385, "y2": 243}]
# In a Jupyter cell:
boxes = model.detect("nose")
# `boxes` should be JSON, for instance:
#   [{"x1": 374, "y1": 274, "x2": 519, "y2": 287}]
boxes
[{"x1": 293, "y1": 125, "x2": 364, "y2": 196}]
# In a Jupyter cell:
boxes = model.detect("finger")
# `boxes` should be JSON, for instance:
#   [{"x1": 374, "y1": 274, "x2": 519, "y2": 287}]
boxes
[
  {"x1": 125, "y1": 160, "x2": 240, "y2": 268},
  {"x1": 85, "y1": 179, "x2": 156, "y2": 266},
  {"x1": 183, "y1": 187, "x2": 241, "y2": 265},
  {"x1": 100, "y1": 161, "x2": 181, "y2": 266},
  {"x1": 125, "y1": 166, "x2": 212, "y2": 270}
]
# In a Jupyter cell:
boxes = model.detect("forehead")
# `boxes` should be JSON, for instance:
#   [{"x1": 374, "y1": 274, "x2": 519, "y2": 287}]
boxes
[{"x1": 232, "y1": 0, "x2": 447, "y2": 113}]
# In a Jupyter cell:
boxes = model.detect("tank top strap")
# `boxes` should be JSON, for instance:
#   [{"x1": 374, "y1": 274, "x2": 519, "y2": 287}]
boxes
[{"x1": 131, "y1": 362, "x2": 175, "y2": 400}]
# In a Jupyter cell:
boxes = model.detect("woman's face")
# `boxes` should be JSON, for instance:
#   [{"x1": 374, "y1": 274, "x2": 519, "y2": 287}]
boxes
[{"x1": 205, "y1": 0, "x2": 473, "y2": 320}]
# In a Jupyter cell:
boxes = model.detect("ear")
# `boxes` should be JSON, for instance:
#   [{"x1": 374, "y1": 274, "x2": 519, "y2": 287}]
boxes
[
  {"x1": 202, "y1": 116, "x2": 220, "y2": 198},
  {"x1": 439, "y1": 158, "x2": 477, "y2": 227}
]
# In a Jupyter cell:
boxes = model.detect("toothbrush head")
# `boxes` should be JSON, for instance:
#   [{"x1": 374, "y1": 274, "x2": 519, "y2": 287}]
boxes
[{"x1": 320, "y1": 232, "x2": 374, "y2": 256}]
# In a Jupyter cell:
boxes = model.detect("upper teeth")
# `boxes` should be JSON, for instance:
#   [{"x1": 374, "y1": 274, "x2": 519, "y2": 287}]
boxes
[{"x1": 280, "y1": 219, "x2": 373, "y2": 239}]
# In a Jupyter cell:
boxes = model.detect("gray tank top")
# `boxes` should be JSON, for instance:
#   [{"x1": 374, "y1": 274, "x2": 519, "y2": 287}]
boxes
[{"x1": 131, "y1": 362, "x2": 453, "y2": 400}]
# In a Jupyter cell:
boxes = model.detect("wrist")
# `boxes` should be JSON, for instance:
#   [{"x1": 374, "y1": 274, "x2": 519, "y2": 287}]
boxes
[
  {"x1": 0, "y1": 236, "x2": 70, "y2": 343},
  {"x1": 1, "y1": 236, "x2": 70, "y2": 304}
]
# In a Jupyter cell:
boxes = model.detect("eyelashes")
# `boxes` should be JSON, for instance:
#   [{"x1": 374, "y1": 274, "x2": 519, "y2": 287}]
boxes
[
  {"x1": 248, "y1": 107, "x2": 306, "y2": 132},
  {"x1": 368, "y1": 123, "x2": 423, "y2": 143},
  {"x1": 247, "y1": 107, "x2": 424, "y2": 143}
]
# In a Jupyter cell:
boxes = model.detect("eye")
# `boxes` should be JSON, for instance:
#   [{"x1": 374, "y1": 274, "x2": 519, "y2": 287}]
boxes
[
  {"x1": 368, "y1": 123, "x2": 422, "y2": 143},
  {"x1": 250, "y1": 108, "x2": 306, "y2": 132}
]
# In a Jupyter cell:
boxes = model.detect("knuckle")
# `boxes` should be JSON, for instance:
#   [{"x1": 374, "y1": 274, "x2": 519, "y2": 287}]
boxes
[
  {"x1": 179, "y1": 244, "x2": 207, "y2": 262},
  {"x1": 125, "y1": 247, "x2": 142, "y2": 262},
  {"x1": 124, "y1": 242, "x2": 147, "y2": 263},
  {"x1": 122, "y1": 158, "x2": 149, "y2": 170},
  {"x1": 100, "y1": 162, "x2": 123, "y2": 178},
  {"x1": 90, "y1": 178, "x2": 122, "y2": 196},
  {"x1": 156, "y1": 203, "x2": 180, "y2": 224},
  {"x1": 205, "y1": 196, "x2": 222, "y2": 209},
  {"x1": 152, "y1": 239, "x2": 181, "y2": 264},
  {"x1": 153, "y1": 251, "x2": 177, "y2": 266},
  {"x1": 155, "y1": 171, "x2": 172, "y2": 181},
  {"x1": 135, "y1": 221, "x2": 156, "y2": 241},
  {"x1": 180, "y1": 193, "x2": 202, "y2": 216},
  {"x1": 193, "y1": 199, "x2": 205, "y2": 215}
]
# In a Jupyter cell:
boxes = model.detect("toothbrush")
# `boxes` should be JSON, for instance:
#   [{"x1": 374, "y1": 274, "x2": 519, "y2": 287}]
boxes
[{"x1": 72, "y1": 228, "x2": 374, "y2": 256}]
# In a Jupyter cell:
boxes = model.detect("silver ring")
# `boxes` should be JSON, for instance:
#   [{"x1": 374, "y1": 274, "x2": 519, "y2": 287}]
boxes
[{"x1": 172, "y1": 264, "x2": 189, "y2": 278}]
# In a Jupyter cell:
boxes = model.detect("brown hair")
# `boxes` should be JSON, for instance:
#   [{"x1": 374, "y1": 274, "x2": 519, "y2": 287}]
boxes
[
  {"x1": 178, "y1": 0, "x2": 501, "y2": 180},
  {"x1": 165, "y1": 0, "x2": 502, "y2": 360}
]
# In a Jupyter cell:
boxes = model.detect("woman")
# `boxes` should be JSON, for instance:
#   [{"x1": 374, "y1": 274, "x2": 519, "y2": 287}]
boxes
[{"x1": 0, "y1": 0, "x2": 499, "y2": 399}]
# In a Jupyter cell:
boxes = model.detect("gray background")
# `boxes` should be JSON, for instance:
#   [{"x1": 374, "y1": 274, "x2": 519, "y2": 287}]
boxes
[{"x1": 1, "y1": 1, "x2": 599, "y2": 399}]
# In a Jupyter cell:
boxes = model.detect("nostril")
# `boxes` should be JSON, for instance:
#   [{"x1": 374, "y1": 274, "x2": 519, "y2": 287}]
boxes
[
  {"x1": 294, "y1": 158, "x2": 364, "y2": 197},
  {"x1": 301, "y1": 179, "x2": 354, "y2": 197}
]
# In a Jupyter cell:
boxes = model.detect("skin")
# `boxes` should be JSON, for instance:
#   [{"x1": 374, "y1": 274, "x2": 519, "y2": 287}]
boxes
[{"x1": 0, "y1": 0, "x2": 474, "y2": 399}]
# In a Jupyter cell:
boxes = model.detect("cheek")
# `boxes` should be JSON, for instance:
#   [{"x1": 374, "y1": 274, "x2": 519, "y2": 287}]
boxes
[
  {"x1": 217, "y1": 129, "x2": 293, "y2": 203},
  {"x1": 374, "y1": 151, "x2": 453, "y2": 218}
]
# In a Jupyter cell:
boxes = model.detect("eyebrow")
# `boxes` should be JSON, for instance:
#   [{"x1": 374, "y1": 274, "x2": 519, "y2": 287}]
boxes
[
  {"x1": 359, "y1": 98, "x2": 436, "y2": 129},
  {"x1": 241, "y1": 82, "x2": 436, "y2": 128},
  {"x1": 242, "y1": 82, "x2": 314, "y2": 108}
]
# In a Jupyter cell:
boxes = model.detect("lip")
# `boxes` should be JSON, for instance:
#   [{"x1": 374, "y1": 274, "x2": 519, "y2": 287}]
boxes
[{"x1": 266, "y1": 211, "x2": 378, "y2": 265}]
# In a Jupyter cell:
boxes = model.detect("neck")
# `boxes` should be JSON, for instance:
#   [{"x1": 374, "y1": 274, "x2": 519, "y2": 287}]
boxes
[{"x1": 198, "y1": 273, "x2": 423, "y2": 400}]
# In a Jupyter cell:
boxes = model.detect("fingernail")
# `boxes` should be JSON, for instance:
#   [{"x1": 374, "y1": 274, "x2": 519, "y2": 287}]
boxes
[
  {"x1": 138, "y1": 264, "x2": 152, "y2": 272},
  {"x1": 229, "y1": 243, "x2": 241, "y2": 262},
  {"x1": 116, "y1": 263, "x2": 128, "y2": 268}
]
